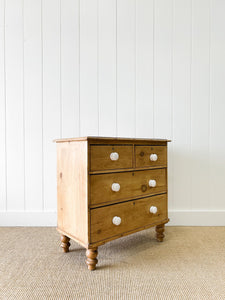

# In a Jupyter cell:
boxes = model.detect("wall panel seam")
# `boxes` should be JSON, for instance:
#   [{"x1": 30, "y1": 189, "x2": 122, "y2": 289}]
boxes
[
  {"x1": 78, "y1": 0, "x2": 81, "y2": 137},
  {"x1": 134, "y1": 0, "x2": 137, "y2": 138},
  {"x1": 4, "y1": 0, "x2": 7, "y2": 210},
  {"x1": 153, "y1": 0, "x2": 155, "y2": 138},
  {"x1": 22, "y1": 0, "x2": 26, "y2": 211},
  {"x1": 189, "y1": 0, "x2": 193, "y2": 211},
  {"x1": 115, "y1": 0, "x2": 118, "y2": 137},
  {"x1": 41, "y1": 0, "x2": 44, "y2": 212},
  {"x1": 171, "y1": 0, "x2": 174, "y2": 210},
  {"x1": 59, "y1": 0, "x2": 62, "y2": 138},
  {"x1": 208, "y1": 0, "x2": 212, "y2": 210},
  {"x1": 97, "y1": 0, "x2": 99, "y2": 136}
]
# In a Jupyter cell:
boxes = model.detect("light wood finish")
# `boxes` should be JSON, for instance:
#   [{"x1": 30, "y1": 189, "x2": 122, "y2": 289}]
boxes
[
  {"x1": 90, "y1": 218, "x2": 169, "y2": 248},
  {"x1": 155, "y1": 223, "x2": 165, "y2": 242},
  {"x1": 57, "y1": 141, "x2": 88, "y2": 246},
  {"x1": 91, "y1": 168, "x2": 167, "y2": 206},
  {"x1": 60, "y1": 234, "x2": 70, "y2": 253},
  {"x1": 91, "y1": 194, "x2": 167, "y2": 243},
  {"x1": 54, "y1": 136, "x2": 171, "y2": 144},
  {"x1": 55, "y1": 137, "x2": 170, "y2": 270},
  {"x1": 135, "y1": 145, "x2": 167, "y2": 168},
  {"x1": 86, "y1": 248, "x2": 98, "y2": 271},
  {"x1": 90, "y1": 145, "x2": 133, "y2": 171},
  {"x1": 89, "y1": 165, "x2": 168, "y2": 175}
]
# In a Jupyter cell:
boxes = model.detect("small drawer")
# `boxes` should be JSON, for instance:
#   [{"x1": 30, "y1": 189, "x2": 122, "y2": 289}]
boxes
[
  {"x1": 91, "y1": 194, "x2": 167, "y2": 243},
  {"x1": 90, "y1": 168, "x2": 167, "y2": 206},
  {"x1": 135, "y1": 146, "x2": 167, "y2": 168},
  {"x1": 90, "y1": 145, "x2": 133, "y2": 171}
]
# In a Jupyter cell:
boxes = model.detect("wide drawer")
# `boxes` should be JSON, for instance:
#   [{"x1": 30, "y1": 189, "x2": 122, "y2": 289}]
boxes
[
  {"x1": 91, "y1": 194, "x2": 167, "y2": 243},
  {"x1": 90, "y1": 168, "x2": 167, "y2": 206},
  {"x1": 135, "y1": 146, "x2": 167, "y2": 168},
  {"x1": 90, "y1": 145, "x2": 133, "y2": 171}
]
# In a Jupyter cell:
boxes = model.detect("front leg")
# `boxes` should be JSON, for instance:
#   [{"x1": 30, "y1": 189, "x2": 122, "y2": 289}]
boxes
[
  {"x1": 60, "y1": 234, "x2": 71, "y2": 252},
  {"x1": 155, "y1": 224, "x2": 165, "y2": 242},
  {"x1": 86, "y1": 247, "x2": 98, "y2": 271}
]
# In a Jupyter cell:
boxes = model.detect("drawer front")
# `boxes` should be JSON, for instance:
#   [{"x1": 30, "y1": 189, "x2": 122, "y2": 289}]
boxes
[
  {"x1": 90, "y1": 145, "x2": 133, "y2": 171},
  {"x1": 91, "y1": 168, "x2": 167, "y2": 206},
  {"x1": 135, "y1": 146, "x2": 167, "y2": 168},
  {"x1": 91, "y1": 194, "x2": 167, "y2": 243}
]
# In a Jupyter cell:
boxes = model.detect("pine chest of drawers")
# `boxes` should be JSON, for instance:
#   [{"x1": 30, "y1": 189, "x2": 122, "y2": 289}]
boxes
[{"x1": 55, "y1": 137, "x2": 170, "y2": 270}]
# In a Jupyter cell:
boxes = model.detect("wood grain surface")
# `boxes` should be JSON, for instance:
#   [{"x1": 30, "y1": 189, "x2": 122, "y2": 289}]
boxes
[
  {"x1": 91, "y1": 168, "x2": 167, "y2": 205},
  {"x1": 90, "y1": 145, "x2": 133, "y2": 171},
  {"x1": 57, "y1": 141, "x2": 88, "y2": 246},
  {"x1": 135, "y1": 145, "x2": 167, "y2": 168},
  {"x1": 91, "y1": 194, "x2": 167, "y2": 243}
]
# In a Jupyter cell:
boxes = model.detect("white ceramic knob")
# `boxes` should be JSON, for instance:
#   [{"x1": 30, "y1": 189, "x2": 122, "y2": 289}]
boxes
[
  {"x1": 111, "y1": 183, "x2": 120, "y2": 192},
  {"x1": 150, "y1": 154, "x2": 158, "y2": 162},
  {"x1": 110, "y1": 152, "x2": 119, "y2": 161},
  {"x1": 112, "y1": 216, "x2": 121, "y2": 226},
  {"x1": 149, "y1": 179, "x2": 157, "y2": 188},
  {"x1": 150, "y1": 206, "x2": 158, "y2": 214}
]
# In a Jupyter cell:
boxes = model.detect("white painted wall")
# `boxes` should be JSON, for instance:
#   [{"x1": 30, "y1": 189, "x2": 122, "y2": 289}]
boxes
[{"x1": 0, "y1": 0, "x2": 225, "y2": 226}]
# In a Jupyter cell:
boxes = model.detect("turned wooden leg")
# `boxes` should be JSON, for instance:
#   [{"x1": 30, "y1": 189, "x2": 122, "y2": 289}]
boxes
[
  {"x1": 60, "y1": 234, "x2": 70, "y2": 253},
  {"x1": 155, "y1": 224, "x2": 165, "y2": 242},
  {"x1": 86, "y1": 247, "x2": 98, "y2": 271}
]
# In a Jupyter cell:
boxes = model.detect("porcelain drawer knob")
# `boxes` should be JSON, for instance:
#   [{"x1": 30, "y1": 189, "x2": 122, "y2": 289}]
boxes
[
  {"x1": 112, "y1": 216, "x2": 121, "y2": 226},
  {"x1": 111, "y1": 183, "x2": 120, "y2": 192},
  {"x1": 110, "y1": 152, "x2": 119, "y2": 161},
  {"x1": 150, "y1": 206, "x2": 158, "y2": 214},
  {"x1": 149, "y1": 179, "x2": 157, "y2": 187},
  {"x1": 150, "y1": 154, "x2": 158, "y2": 161}
]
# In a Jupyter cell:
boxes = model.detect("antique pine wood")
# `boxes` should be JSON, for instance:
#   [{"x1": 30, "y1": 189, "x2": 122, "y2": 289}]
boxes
[
  {"x1": 135, "y1": 145, "x2": 167, "y2": 168},
  {"x1": 55, "y1": 136, "x2": 170, "y2": 270},
  {"x1": 60, "y1": 234, "x2": 71, "y2": 253},
  {"x1": 90, "y1": 169, "x2": 167, "y2": 206},
  {"x1": 57, "y1": 141, "x2": 89, "y2": 247},
  {"x1": 91, "y1": 145, "x2": 133, "y2": 171},
  {"x1": 155, "y1": 224, "x2": 165, "y2": 242},
  {"x1": 91, "y1": 194, "x2": 167, "y2": 243}
]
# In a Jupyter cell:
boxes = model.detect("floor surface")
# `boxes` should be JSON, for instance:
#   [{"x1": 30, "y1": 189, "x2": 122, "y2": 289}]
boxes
[{"x1": 0, "y1": 227, "x2": 225, "y2": 299}]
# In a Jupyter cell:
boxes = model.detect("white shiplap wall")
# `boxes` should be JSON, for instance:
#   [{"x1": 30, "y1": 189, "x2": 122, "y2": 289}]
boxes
[{"x1": 0, "y1": 0, "x2": 225, "y2": 226}]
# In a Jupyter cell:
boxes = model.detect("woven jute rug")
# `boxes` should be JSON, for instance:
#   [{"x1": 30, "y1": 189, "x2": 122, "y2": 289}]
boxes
[{"x1": 0, "y1": 227, "x2": 225, "y2": 299}]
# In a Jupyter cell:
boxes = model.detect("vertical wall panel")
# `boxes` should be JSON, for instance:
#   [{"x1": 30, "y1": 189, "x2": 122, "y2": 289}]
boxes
[
  {"x1": 1, "y1": 0, "x2": 225, "y2": 225},
  {"x1": 98, "y1": 0, "x2": 117, "y2": 136},
  {"x1": 154, "y1": 0, "x2": 173, "y2": 211},
  {"x1": 210, "y1": 0, "x2": 225, "y2": 210},
  {"x1": 61, "y1": 0, "x2": 80, "y2": 137},
  {"x1": 191, "y1": 0, "x2": 210, "y2": 209},
  {"x1": 42, "y1": 0, "x2": 61, "y2": 211},
  {"x1": 80, "y1": 0, "x2": 98, "y2": 136},
  {"x1": 173, "y1": 0, "x2": 191, "y2": 210},
  {"x1": 24, "y1": 0, "x2": 42, "y2": 211},
  {"x1": 5, "y1": 0, "x2": 24, "y2": 211},
  {"x1": 136, "y1": 0, "x2": 154, "y2": 138},
  {"x1": 154, "y1": 0, "x2": 173, "y2": 139},
  {"x1": 0, "y1": 0, "x2": 6, "y2": 210},
  {"x1": 117, "y1": 0, "x2": 136, "y2": 137}
]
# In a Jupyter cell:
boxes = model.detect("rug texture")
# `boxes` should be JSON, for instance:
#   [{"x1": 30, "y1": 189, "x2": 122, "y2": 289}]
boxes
[{"x1": 0, "y1": 227, "x2": 225, "y2": 299}]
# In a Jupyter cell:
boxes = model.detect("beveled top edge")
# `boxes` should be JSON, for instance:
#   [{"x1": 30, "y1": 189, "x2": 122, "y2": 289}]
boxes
[{"x1": 53, "y1": 136, "x2": 171, "y2": 143}]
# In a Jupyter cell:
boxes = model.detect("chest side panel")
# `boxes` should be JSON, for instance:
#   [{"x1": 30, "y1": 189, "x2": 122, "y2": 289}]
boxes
[{"x1": 57, "y1": 141, "x2": 88, "y2": 246}]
